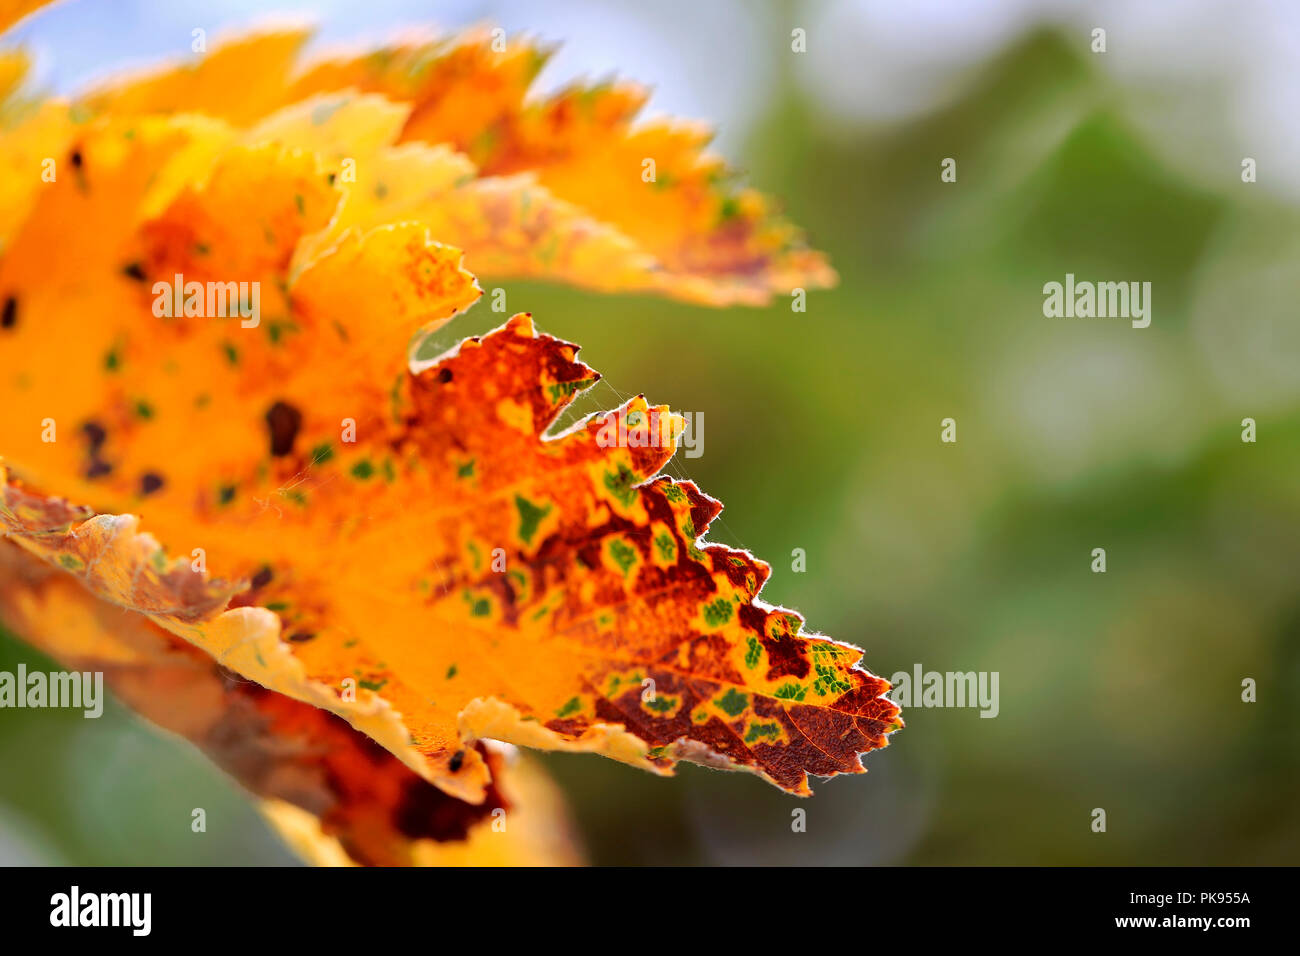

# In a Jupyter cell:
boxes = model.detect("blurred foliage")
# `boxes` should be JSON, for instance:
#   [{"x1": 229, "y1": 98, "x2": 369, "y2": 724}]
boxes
[{"x1": 2, "y1": 22, "x2": 1297, "y2": 865}]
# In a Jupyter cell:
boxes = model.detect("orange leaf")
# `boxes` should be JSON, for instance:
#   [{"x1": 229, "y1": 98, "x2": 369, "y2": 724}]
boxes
[
  {"x1": 78, "y1": 26, "x2": 835, "y2": 305},
  {"x1": 0, "y1": 18, "x2": 893, "y2": 834},
  {"x1": 0, "y1": 535, "x2": 577, "y2": 865},
  {"x1": 0, "y1": 303, "x2": 900, "y2": 798}
]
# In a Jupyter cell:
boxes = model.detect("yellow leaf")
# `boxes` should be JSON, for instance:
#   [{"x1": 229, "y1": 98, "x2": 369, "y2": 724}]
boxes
[
  {"x1": 78, "y1": 26, "x2": 835, "y2": 304},
  {"x1": 81, "y1": 26, "x2": 312, "y2": 127}
]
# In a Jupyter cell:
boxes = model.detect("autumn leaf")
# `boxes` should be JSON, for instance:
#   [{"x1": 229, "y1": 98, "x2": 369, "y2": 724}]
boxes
[
  {"x1": 0, "y1": 121, "x2": 897, "y2": 801},
  {"x1": 1, "y1": 179, "x2": 898, "y2": 792},
  {"x1": 1, "y1": 308, "x2": 901, "y2": 796},
  {"x1": 0, "y1": 14, "x2": 898, "y2": 866},
  {"x1": 0, "y1": 533, "x2": 579, "y2": 865},
  {"x1": 74, "y1": 25, "x2": 836, "y2": 304}
]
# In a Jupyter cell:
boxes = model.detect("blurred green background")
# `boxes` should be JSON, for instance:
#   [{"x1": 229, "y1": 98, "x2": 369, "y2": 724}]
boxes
[{"x1": 2, "y1": 0, "x2": 1297, "y2": 865}]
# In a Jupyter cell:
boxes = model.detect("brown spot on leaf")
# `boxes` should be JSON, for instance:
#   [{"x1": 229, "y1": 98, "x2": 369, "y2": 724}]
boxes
[
  {"x1": 80, "y1": 420, "x2": 107, "y2": 451},
  {"x1": 760, "y1": 629, "x2": 811, "y2": 681},
  {"x1": 264, "y1": 400, "x2": 302, "y2": 457}
]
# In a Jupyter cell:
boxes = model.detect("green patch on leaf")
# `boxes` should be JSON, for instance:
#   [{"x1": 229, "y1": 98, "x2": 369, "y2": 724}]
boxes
[
  {"x1": 654, "y1": 531, "x2": 676, "y2": 563},
  {"x1": 744, "y1": 720, "x2": 780, "y2": 743},
  {"x1": 774, "y1": 682, "x2": 807, "y2": 702},
  {"x1": 608, "y1": 538, "x2": 637, "y2": 576},
  {"x1": 715, "y1": 687, "x2": 749, "y2": 717},
  {"x1": 546, "y1": 377, "x2": 595, "y2": 403},
  {"x1": 515, "y1": 494, "x2": 552, "y2": 545},
  {"x1": 703, "y1": 597, "x2": 733, "y2": 628},
  {"x1": 603, "y1": 462, "x2": 639, "y2": 508},
  {"x1": 462, "y1": 589, "x2": 491, "y2": 618},
  {"x1": 644, "y1": 694, "x2": 677, "y2": 714}
]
